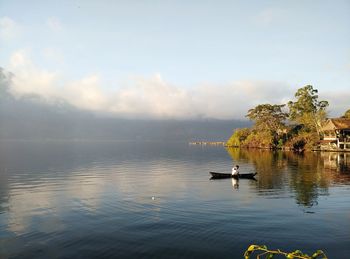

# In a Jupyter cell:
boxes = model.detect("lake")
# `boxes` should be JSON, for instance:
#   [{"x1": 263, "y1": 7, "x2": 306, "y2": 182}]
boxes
[{"x1": 0, "y1": 140, "x2": 349, "y2": 258}]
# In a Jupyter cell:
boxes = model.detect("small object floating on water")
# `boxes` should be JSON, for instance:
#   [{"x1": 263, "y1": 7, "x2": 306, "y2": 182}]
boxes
[{"x1": 152, "y1": 196, "x2": 155, "y2": 200}]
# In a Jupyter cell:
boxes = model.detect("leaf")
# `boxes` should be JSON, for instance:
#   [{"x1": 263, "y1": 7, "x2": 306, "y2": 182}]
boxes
[
  {"x1": 247, "y1": 245, "x2": 258, "y2": 252},
  {"x1": 311, "y1": 250, "x2": 327, "y2": 259},
  {"x1": 244, "y1": 244, "x2": 263, "y2": 258},
  {"x1": 292, "y1": 250, "x2": 303, "y2": 256}
]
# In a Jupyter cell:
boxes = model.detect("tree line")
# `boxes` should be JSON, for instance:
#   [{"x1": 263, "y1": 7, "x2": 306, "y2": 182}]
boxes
[{"x1": 227, "y1": 85, "x2": 350, "y2": 151}]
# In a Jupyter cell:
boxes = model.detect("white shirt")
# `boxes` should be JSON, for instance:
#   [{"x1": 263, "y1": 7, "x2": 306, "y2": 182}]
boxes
[{"x1": 232, "y1": 167, "x2": 239, "y2": 175}]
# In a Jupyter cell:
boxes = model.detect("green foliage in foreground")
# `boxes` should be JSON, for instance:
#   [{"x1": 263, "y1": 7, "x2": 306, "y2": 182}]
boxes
[{"x1": 244, "y1": 244, "x2": 328, "y2": 259}]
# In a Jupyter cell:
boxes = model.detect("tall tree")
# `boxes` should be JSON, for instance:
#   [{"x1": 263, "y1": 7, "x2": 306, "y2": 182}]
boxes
[
  {"x1": 245, "y1": 104, "x2": 288, "y2": 147},
  {"x1": 246, "y1": 104, "x2": 288, "y2": 133},
  {"x1": 288, "y1": 85, "x2": 328, "y2": 135}
]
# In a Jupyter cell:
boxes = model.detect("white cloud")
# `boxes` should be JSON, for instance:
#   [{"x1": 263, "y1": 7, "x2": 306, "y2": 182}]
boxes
[
  {"x1": 0, "y1": 16, "x2": 20, "y2": 41},
  {"x1": 8, "y1": 49, "x2": 59, "y2": 99},
  {"x1": 42, "y1": 47, "x2": 64, "y2": 63},
  {"x1": 193, "y1": 80, "x2": 294, "y2": 119},
  {"x1": 12, "y1": 50, "x2": 348, "y2": 120},
  {"x1": 46, "y1": 17, "x2": 63, "y2": 32},
  {"x1": 320, "y1": 91, "x2": 350, "y2": 117},
  {"x1": 110, "y1": 74, "x2": 196, "y2": 118},
  {"x1": 63, "y1": 75, "x2": 108, "y2": 111}
]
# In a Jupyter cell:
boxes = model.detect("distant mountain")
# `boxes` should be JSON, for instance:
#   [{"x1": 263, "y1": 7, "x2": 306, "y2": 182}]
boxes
[{"x1": 0, "y1": 99, "x2": 250, "y2": 141}]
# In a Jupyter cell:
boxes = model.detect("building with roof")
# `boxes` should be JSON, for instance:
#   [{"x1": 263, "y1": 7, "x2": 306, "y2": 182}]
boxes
[{"x1": 321, "y1": 118, "x2": 350, "y2": 151}]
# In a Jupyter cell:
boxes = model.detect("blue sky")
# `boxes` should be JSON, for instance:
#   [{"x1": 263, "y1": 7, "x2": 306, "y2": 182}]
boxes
[{"x1": 1, "y1": 0, "x2": 349, "y2": 119}]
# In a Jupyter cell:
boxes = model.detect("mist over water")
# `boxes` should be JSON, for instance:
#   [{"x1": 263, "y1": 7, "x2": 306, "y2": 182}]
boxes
[
  {"x1": 0, "y1": 67, "x2": 250, "y2": 141},
  {"x1": 0, "y1": 141, "x2": 350, "y2": 258},
  {"x1": 2, "y1": 2, "x2": 350, "y2": 257},
  {"x1": 1, "y1": 69, "x2": 350, "y2": 258}
]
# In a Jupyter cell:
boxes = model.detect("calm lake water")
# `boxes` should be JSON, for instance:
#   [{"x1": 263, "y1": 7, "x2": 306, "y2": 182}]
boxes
[{"x1": 0, "y1": 140, "x2": 349, "y2": 258}]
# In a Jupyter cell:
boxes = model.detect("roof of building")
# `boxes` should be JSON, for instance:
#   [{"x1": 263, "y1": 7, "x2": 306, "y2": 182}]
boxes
[
  {"x1": 322, "y1": 118, "x2": 350, "y2": 131},
  {"x1": 319, "y1": 139, "x2": 337, "y2": 144}
]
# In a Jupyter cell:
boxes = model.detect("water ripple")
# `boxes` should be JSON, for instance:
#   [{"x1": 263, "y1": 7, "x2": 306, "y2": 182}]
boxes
[{"x1": 0, "y1": 142, "x2": 350, "y2": 258}]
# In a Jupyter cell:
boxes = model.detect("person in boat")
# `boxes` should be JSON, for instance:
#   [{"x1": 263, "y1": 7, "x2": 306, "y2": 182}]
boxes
[{"x1": 232, "y1": 165, "x2": 239, "y2": 176}]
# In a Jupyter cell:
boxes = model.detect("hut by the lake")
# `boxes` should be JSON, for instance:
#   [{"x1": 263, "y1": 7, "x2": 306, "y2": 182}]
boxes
[{"x1": 320, "y1": 118, "x2": 350, "y2": 151}]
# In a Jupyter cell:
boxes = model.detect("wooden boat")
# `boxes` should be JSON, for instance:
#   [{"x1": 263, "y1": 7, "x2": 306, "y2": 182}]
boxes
[{"x1": 210, "y1": 171, "x2": 257, "y2": 179}]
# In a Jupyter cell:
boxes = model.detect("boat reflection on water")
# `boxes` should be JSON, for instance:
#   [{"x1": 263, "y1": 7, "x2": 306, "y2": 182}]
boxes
[{"x1": 231, "y1": 177, "x2": 239, "y2": 189}]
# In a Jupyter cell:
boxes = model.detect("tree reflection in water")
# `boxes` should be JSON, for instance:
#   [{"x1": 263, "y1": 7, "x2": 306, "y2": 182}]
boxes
[{"x1": 226, "y1": 148, "x2": 350, "y2": 207}]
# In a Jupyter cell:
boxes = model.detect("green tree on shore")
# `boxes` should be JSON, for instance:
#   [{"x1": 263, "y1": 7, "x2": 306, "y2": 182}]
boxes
[
  {"x1": 246, "y1": 104, "x2": 288, "y2": 133},
  {"x1": 226, "y1": 128, "x2": 251, "y2": 147},
  {"x1": 288, "y1": 85, "x2": 328, "y2": 135},
  {"x1": 245, "y1": 104, "x2": 288, "y2": 148},
  {"x1": 227, "y1": 85, "x2": 330, "y2": 151}
]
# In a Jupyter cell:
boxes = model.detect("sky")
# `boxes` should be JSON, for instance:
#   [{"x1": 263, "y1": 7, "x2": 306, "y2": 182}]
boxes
[{"x1": 0, "y1": 0, "x2": 349, "y2": 119}]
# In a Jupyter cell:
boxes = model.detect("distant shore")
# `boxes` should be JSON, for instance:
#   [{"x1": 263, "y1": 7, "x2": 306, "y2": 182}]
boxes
[{"x1": 189, "y1": 141, "x2": 225, "y2": 146}]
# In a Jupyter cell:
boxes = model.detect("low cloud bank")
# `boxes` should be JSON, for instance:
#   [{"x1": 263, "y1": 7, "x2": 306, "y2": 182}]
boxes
[
  {"x1": 1, "y1": 67, "x2": 250, "y2": 141},
  {"x1": 4, "y1": 50, "x2": 350, "y2": 119}
]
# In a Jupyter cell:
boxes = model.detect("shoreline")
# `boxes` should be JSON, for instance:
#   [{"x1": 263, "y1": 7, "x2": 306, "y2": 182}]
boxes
[
  {"x1": 189, "y1": 141, "x2": 225, "y2": 146},
  {"x1": 225, "y1": 145, "x2": 350, "y2": 153}
]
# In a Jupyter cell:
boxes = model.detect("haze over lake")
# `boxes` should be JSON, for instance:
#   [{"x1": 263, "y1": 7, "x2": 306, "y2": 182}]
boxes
[
  {"x1": 1, "y1": 1, "x2": 350, "y2": 258},
  {"x1": 1, "y1": 140, "x2": 350, "y2": 258}
]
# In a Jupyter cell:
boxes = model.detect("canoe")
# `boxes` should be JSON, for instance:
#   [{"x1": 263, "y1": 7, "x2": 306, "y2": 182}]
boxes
[{"x1": 210, "y1": 171, "x2": 257, "y2": 179}]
